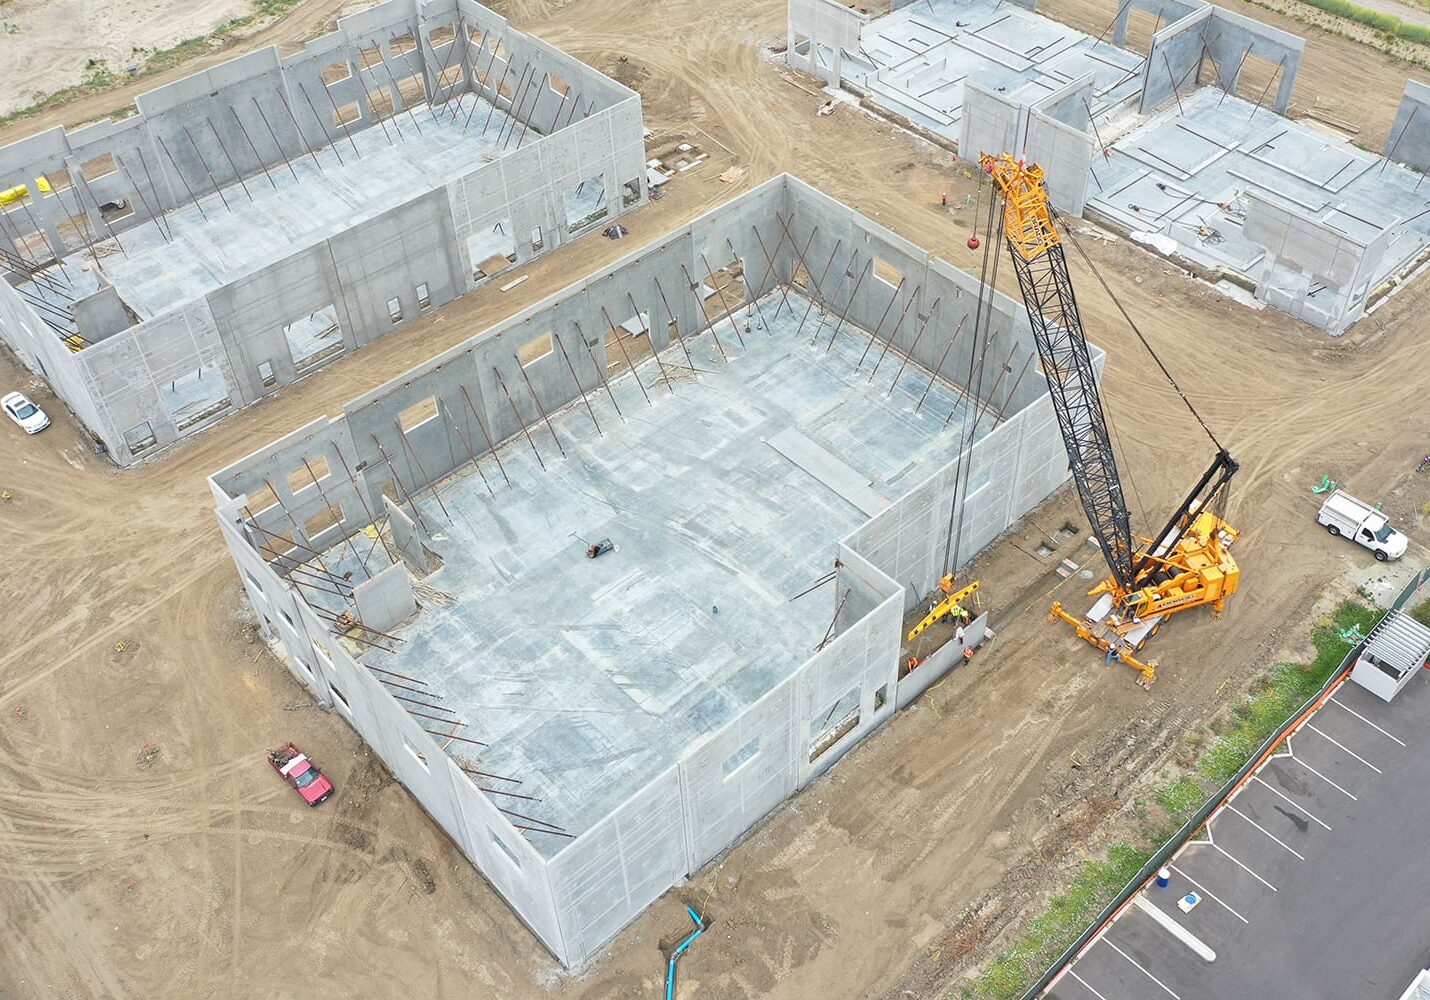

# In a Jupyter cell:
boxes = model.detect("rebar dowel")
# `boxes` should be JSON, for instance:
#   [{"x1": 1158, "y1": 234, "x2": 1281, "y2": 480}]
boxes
[
  {"x1": 727, "y1": 238, "x2": 771, "y2": 334},
  {"x1": 795, "y1": 238, "x2": 844, "y2": 336},
  {"x1": 303, "y1": 455, "x2": 372, "y2": 578},
  {"x1": 627, "y1": 292, "x2": 675, "y2": 393},
  {"x1": 699, "y1": 253, "x2": 746, "y2": 349},
  {"x1": 180, "y1": 124, "x2": 233, "y2": 212},
  {"x1": 475, "y1": 785, "x2": 541, "y2": 802},
  {"x1": 206, "y1": 119, "x2": 254, "y2": 201},
  {"x1": 915, "y1": 314, "x2": 967, "y2": 412},
  {"x1": 228, "y1": 107, "x2": 277, "y2": 190},
  {"x1": 679, "y1": 264, "x2": 729, "y2": 361},
  {"x1": 458, "y1": 764, "x2": 523, "y2": 785},
  {"x1": 554, "y1": 332, "x2": 603, "y2": 434},
  {"x1": 513, "y1": 352, "x2": 567, "y2": 456},
  {"x1": 458, "y1": 382, "x2": 511, "y2": 485},
  {"x1": 439, "y1": 397, "x2": 495, "y2": 495},
  {"x1": 390, "y1": 691, "x2": 461, "y2": 715},
  {"x1": 330, "y1": 446, "x2": 397, "y2": 564},
  {"x1": 367, "y1": 433, "x2": 431, "y2": 532},
  {"x1": 855, "y1": 274, "x2": 905, "y2": 369},
  {"x1": 115, "y1": 154, "x2": 172, "y2": 243},
  {"x1": 378, "y1": 675, "x2": 437, "y2": 696},
  {"x1": 748, "y1": 224, "x2": 792, "y2": 318},
  {"x1": 497, "y1": 806, "x2": 566, "y2": 832},
  {"x1": 313, "y1": 76, "x2": 366, "y2": 157},
  {"x1": 573, "y1": 321, "x2": 626, "y2": 419},
  {"x1": 493, "y1": 366, "x2": 546, "y2": 469},
  {"x1": 392, "y1": 417, "x2": 452, "y2": 520},
  {"x1": 867, "y1": 283, "x2": 921, "y2": 380},
  {"x1": 602, "y1": 305, "x2": 653, "y2": 405},
  {"x1": 651, "y1": 277, "x2": 698, "y2": 374},
  {"x1": 821, "y1": 254, "x2": 867, "y2": 352}
]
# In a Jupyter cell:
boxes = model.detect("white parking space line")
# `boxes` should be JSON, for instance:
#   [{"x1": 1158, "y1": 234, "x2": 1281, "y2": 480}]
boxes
[
  {"x1": 1327, "y1": 696, "x2": 1407, "y2": 746},
  {"x1": 1068, "y1": 969, "x2": 1112, "y2": 1000},
  {"x1": 1169, "y1": 863, "x2": 1249, "y2": 924},
  {"x1": 1134, "y1": 895, "x2": 1217, "y2": 960},
  {"x1": 1304, "y1": 722, "x2": 1383, "y2": 774},
  {"x1": 1104, "y1": 938, "x2": 1182, "y2": 999},
  {"x1": 1250, "y1": 774, "x2": 1332, "y2": 831},
  {"x1": 1213, "y1": 842, "x2": 1278, "y2": 891},
  {"x1": 1281, "y1": 741, "x2": 1358, "y2": 800},
  {"x1": 1225, "y1": 804, "x2": 1307, "y2": 860}
]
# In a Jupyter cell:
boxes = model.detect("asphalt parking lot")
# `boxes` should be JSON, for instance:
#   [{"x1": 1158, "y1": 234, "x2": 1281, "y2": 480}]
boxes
[{"x1": 1045, "y1": 667, "x2": 1430, "y2": 999}]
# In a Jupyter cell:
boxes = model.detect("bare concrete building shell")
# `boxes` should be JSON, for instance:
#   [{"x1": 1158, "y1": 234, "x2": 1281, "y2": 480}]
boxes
[
  {"x1": 0, "y1": 0, "x2": 645, "y2": 464},
  {"x1": 209, "y1": 174, "x2": 1091, "y2": 968}
]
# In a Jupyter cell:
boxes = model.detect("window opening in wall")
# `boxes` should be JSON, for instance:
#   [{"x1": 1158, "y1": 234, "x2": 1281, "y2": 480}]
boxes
[
  {"x1": 245, "y1": 569, "x2": 266, "y2": 593},
  {"x1": 330, "y1": 682, "x2": 350, "y2": 710},
  {"x1": 41, "y1": 169, "x2": 73, "y2": 195},
  {"x1": 322, "y1": 60, "x2": 351, "y2": 85},
  {"x1": 263, "y1": 530, "x2": 297, "y2": 564},
  {"x1": 486, "y1": 37, "x2": 509, "y2": 62},
  {"x1": 548, "y1": 72, "x2": 570, "y2": 97},
  {"x1": 518, "y1": 332, "x2": 553, "y2": 367},
  {"x1": 792, "y1": 32, "x2": 812, "y2": 55},
  {"x1": 416, "y1": 282, "x2": 431, "y2": 310},
  {"x1": 604, "y1": 312, "x2": 651, "y2": 371},
  {"x1": 295, "y1": 656, "x2": 313, "y2": 676},
  {"x1": 622, "y1": 177, "x2": 641, "y2": 208},
  {"x1": 8, "y1": 223, "x2": 48, "y2": 261},
  {"x1": 874, "y1": 684, "x2": 888, "y2": 711},
  {"x1": 312, "y1": 638, "x2": 332, "y2": 665},
  {"x1": 491, "y1": 831, "x2": 521, "y2": 868},
  {"x1": 80, "y1": 152, "x2": 117, "y2": 181},
  {"x1": 468, "y1": 218, "x2": 515, "y2": 282},
  {"x1": 466, "y1": 22, "x2": 483, "y2": 43},
  {"x1": 58, "y1": 210, "x2": 97, "y2": 252},
  {"x1": 395, "y1": 73, "x2": 426, "y2": 110},
  {"x1": 808, "y1": 686, "x2": 861, "y2": 763},
  {"x1": 873, "y1": 257, "x2": 902, "y2": 290},
  {"x1": 280, "y1": 607, "x2": 294, "y2": 626},
  {"x1": 722, "y1": 736, "x2": 760, "y2": 778},
  {"x1": 162, "y1": 364, "x2": 233, "y2": 431},
  {"x1": 387, "y1": 297, "x2": 403, "y2": 324},
  {"x1": 404, "y1": 740, "x2": 430, "y2": 771},
  {"x1": 368, "y1": 86, "x2": 395, "y2": 122},
  {"x1": 390, "y1": 32, "x2": 417, "y2": 56},
  {"x1": 99, "y1": 197, "x2": 134, "y2": 224},
  {"x1": 529, "y1": 225, "x2": 544, "y2": 253},
  {"x1": 430, "y1": 23, "x2": 455, "y2": 47},
  {"x1": 357, "y1": 44, "x2": 384, "y2": 70},
  {"x1": 437, "y1": 64, "x2": 463, "y2": 90},
  {"x1": 245, "y1": 481, "x2": 280, "y2": 514},
  {"x1": 562, "y1": 175, "x2": 608, "y2": 234},
  {"x1": 304, "y1": 503, "x2": 343, "y2": 539},
  {"x1": 399, "y1": 396, "x2": 439, "y2": 433},
  {"x1": 258, "y1": 360, "x2": 277, "y2": 388},
  {"x1": 287, "y1": 454, "x2": 329, "y2": 493},
  {"x1": 792, "y1": 263, "x2": 811, "y2": 290},
  {"x1": 284, "y1": 305, "x2": 343, "y2": 371},
  {"x1": 380, "y1": 479, "x2": 398, "y2": 503},
  {"x1": 332, "y1": 101, "x2": 361, "y2": 128},
  {"x1": 123, "y1": 421, "x2": 157, "y2": 456}
]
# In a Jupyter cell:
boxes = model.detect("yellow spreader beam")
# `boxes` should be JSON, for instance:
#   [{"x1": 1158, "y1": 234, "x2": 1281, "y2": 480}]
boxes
[{"x1": 907, "y1": 575, "x2": 981, "y2": 643}]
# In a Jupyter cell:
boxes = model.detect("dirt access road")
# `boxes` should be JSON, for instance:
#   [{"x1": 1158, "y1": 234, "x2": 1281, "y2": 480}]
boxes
[{"x1": 2, "y1": 0, "x2": 1430, "y2": 997}]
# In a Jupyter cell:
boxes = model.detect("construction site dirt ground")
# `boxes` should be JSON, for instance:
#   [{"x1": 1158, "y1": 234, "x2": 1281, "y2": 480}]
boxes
[{"x1": 3, "y1": 0, "x2": 1430, "y2": 997}]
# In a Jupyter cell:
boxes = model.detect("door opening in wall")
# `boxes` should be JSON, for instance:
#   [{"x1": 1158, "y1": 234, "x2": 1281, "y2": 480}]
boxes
[
  {"x1": 562, "y1": 175, "x2": 608, "y2": 234},
  {"x1": 700, "y1": 257, "x2": 747, "y2": 325},
  {"x1": 287, "y1": 454, "x2": 329, "y2": 493},
  {"x1": 258, "y1": 360, "x2": 277, "y2": 388},
  {"x1": 386, "y1": 297, "x2": 403, "y2": 324},
  {"x1": 530, "y1": 225, "x2": 544, "y2": 253},
  {"x1": 398, "y1": 396, "x2": 439, "y2": 433},
  {"x1": 808, "y1": 686, "x2": 861, "y2": 763},
  {"x1": 123, "y1": 421, "x2": 157, "y2": 456},
  {"x1": 468, "y1": 219, "x2": 516, "y2": 282},
  {"x1": 416, "y1": 282, "x2": 431, "y2": 310},
  {"x1": 621, "y1": 177, "x2": 641, "y2": 208},
  {"x1": 163, "y1": 364, "x2": 233, "y2": 432},
  {"x1": 604, "y1": 311, "x2": 652, "y2": 371},
  {"x1": 283, "y1": 304, "x2": 344, "y2": 371}
]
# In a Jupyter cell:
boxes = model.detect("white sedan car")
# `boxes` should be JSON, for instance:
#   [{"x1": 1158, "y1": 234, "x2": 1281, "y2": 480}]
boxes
[{"x1": 2, "y1": 391, "x2": 50, "y2": 434}]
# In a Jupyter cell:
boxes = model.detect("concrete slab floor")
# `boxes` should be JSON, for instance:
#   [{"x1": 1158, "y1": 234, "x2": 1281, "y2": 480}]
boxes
[
  {"x1": 42, "y1": 92, "x2": 537, "y2": 322},
  {"x1": 844, "y1": 0, "x2": 1144, "y2": 142},
  {"x1": 1089, "y1": 87, "x2": 1430, "y2": 283},
  {"x1": 314, "y1": 291, "x2": 999, "y2": 853}
]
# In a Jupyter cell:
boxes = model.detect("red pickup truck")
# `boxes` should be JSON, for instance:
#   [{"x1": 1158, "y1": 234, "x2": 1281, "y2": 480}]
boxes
[{"x1": 268, "y1": 742, "x2": 334, "y2": 806}]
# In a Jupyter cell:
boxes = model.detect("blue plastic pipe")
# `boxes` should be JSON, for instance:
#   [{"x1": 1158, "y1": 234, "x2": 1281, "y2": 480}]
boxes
[{"x1": 664, "y1": 906, "x2": 706, "y2": 1000}]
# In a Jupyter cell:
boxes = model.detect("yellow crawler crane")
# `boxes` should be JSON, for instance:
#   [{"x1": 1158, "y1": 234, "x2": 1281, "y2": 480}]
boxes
[{"x1": 980, "y1": 153, "x2": 1239, "y2": 688}]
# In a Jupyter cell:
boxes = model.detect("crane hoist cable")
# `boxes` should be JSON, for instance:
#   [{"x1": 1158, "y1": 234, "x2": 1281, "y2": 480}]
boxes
[{"x1": 1052, "y1": 208, "x2": 1226, "y2": 454}]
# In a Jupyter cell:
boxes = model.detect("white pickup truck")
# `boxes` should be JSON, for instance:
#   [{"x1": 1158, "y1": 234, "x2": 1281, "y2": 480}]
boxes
[{"x1": 1317, "y1": 489, "x2": 1407, "y2": 562}]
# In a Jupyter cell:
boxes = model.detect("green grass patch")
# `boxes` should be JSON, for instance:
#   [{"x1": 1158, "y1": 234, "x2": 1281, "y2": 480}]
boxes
[
  {"x1": 957, "y1": 598, "x2": 1376, "y2": 1000},
  {"x1": 1409, "y1": 597, "x2": 1430, "y2": 630},
  {"x1": 1295, "y1": 0, "x2": 1430, "y2": 43}
]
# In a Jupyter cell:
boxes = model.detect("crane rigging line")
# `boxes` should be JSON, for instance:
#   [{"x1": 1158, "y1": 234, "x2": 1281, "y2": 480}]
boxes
[{"x1": 1052, "y1": 208, "x2": 1226, "y2": 454}]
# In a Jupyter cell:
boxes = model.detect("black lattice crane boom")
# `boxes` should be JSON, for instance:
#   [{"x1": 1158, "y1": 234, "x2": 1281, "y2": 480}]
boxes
[{"x1": 980, "y1": 153, "x2": 1240, "y2": 688}]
